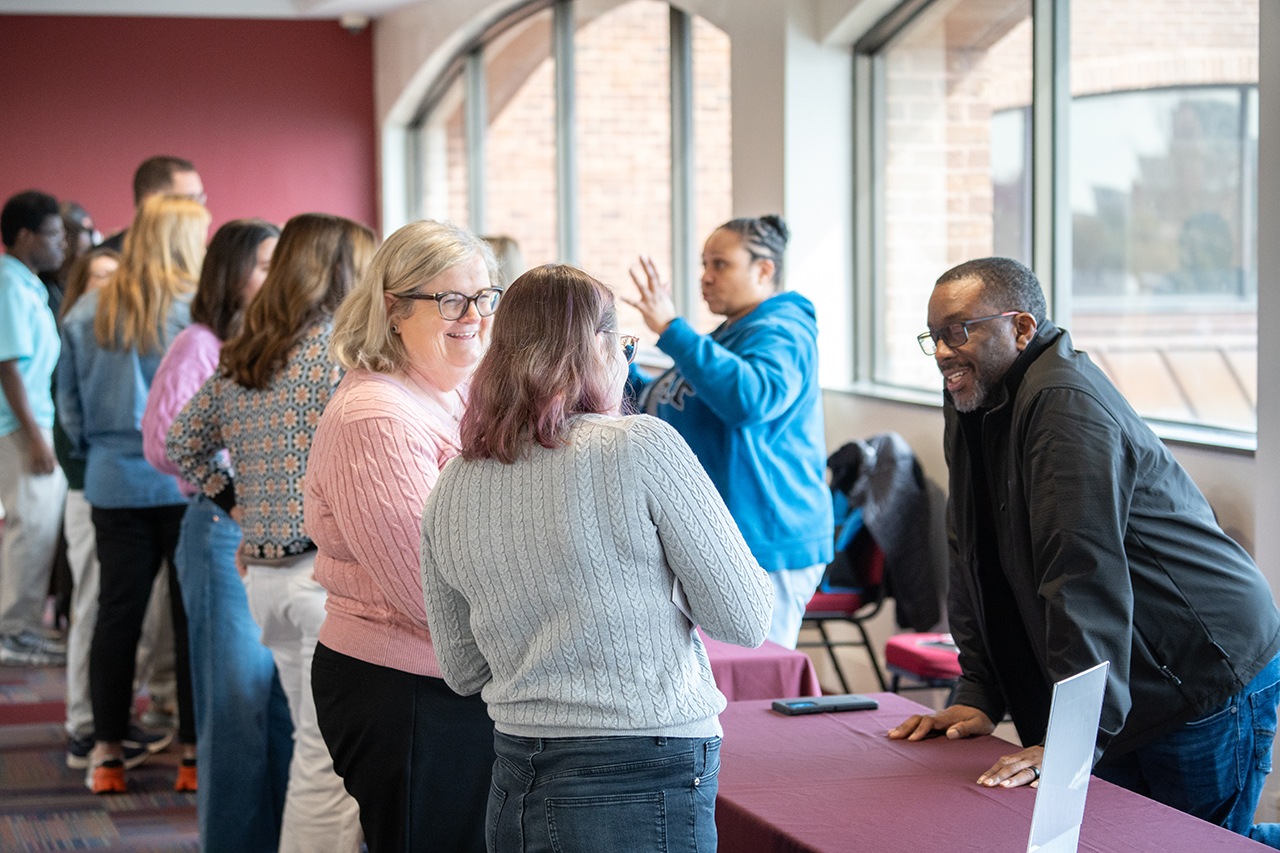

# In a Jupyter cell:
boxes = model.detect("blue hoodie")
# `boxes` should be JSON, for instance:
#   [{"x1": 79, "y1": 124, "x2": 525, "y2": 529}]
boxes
[{"x1": 631, "y1": 291, "x2": 834, "y2": 572}]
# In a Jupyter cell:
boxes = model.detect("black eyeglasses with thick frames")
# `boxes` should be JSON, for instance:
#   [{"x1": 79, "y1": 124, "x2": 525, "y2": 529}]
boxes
[
  {"x1": 917, "y1": 311, "x2": 1018, "y2": 356},
  {"x1": 600, "y1": 330, "x2": 640, "y2": 364},
  {"x1": 397, "y1": 286, "x2": 504, "y2": 320}
]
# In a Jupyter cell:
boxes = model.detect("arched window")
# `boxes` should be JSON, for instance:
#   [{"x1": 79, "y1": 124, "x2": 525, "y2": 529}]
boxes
[{"x1": 413, "y1": 0, "x2": 732, "y2": 341}]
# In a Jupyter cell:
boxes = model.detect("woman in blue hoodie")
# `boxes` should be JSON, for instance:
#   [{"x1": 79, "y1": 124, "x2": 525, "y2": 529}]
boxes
[{"x1": 625, "y1": 215, "x2": 833, "y2": 648}]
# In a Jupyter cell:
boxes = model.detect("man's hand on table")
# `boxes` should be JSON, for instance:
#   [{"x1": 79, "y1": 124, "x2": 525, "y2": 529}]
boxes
[
  {"x1": 888, "y1": 705, "x2": 1043, "y2": 789},
  {"x1": 887, "y1": 703, "x2": 995, "y2": 742},
  {"x1": 976, "y1": 744, "x2": 1043, "y2": 789}
]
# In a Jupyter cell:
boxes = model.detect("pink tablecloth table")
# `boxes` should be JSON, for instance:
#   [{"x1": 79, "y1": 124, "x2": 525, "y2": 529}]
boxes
[
  {"x1": 699, "y1": 629, "x2": 822, "y2": 701},
  {"x1": 715, "y1": 692, "x2": 1270, "y2": 853}
]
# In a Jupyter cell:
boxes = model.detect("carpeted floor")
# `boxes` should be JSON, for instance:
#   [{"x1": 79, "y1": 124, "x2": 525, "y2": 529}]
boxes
[{"x1": 0, "y1": 664, "x2": 198, "y2": 852}]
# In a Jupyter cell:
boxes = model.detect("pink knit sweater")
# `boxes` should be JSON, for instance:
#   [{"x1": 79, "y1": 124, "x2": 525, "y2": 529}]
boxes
[{"x1": 304, "y1": 369, "x2": 462, "y2": 677}]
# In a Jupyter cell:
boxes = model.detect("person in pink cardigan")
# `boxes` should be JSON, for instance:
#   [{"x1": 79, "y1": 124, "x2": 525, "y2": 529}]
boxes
[
  {"x1": 141, "y1": 219, "x2": 291, "y2": 851},
  {"x1": 305, "y1": 220, "x2": 499, "y2": 853}
]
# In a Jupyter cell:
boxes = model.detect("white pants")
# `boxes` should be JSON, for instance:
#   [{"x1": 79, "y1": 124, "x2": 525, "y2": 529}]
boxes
[
  {"x1": 767, "y1": 562, "x2": 827, "y2": 649},
  {"x1": 0, "y1": 427, "x2": 66, "y2": 636},
  {"x1": 64, "y1": 490, "x2": 98, "y2": 739},
  {"x1": 135, "y1": 568, "x2": 176, "y2": 710},
  {"x1": 64, "y1": 490, "x2": 178, "y2": 740},
  {"x1": 244, "y1": 558, "x2": 361, "y2": 853}
]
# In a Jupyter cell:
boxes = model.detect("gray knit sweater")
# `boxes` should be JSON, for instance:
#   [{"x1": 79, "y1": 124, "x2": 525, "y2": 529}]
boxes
[{"x1": 420, "y1": 414, "x2": 773, "y2": 739}]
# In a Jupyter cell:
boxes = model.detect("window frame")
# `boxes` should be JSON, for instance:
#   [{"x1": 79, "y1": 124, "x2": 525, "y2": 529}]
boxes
[
  {"x1": 406, "y1": 0, "x2": 706, "y2": 330},
  {"x1": 848, "y1": 0, "x2": 1258, "y2": 450}
]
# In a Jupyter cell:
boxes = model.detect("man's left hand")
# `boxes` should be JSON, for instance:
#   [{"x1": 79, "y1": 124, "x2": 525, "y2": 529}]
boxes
[{"x1": 977, "y1": 744, "x2": 1044, "y2": 788}]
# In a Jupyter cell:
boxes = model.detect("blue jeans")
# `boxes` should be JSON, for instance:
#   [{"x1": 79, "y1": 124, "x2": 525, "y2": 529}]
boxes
[
  {"x1": 1095, "y1": 652, "x2": 1280, "y2": 848},
  {"x1": 489, "y1": 732, "x2": 720, "y2": 853},
  {"x1": 176, "y1": 495, "x2": 293, "y2": 853}
]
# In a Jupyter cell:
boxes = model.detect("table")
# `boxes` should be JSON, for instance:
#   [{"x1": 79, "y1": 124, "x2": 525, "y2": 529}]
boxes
[
  {"x1": 700, "y1": 629, "x2": 822, "y2": 701},
  {"x1": 715, "y1": 693, "x2": 1269, "y2": 852}
]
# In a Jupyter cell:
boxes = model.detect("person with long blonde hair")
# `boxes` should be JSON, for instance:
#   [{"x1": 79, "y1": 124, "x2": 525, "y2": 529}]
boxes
[
  {"x1": 57, "y1": 194, "x2": 210, "y2": 794},
  {"x1": 169, "y1": 213, "x2": 373, "y2": 853}
]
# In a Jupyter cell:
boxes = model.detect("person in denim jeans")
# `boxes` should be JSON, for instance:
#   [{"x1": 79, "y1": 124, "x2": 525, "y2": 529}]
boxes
[
  {"x1": 421, "y1": 265, "x2": 773, "y2": 853},
  {"x1": 143, "y1": 220, "x2": 289, "y2": 850},
  {"x1": 1093, "y1": 653, "x2": 1280, "y2": 846}
]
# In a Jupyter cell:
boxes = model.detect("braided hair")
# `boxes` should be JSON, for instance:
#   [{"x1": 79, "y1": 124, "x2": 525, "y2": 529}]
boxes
[{"x1": 718, "y1": 214, "x2": 790, "y2": 287}]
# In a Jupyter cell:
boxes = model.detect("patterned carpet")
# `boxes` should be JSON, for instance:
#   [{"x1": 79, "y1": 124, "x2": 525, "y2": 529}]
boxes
[{"x1": 0, "y1": 664, "x2": 198, "y2": 852}]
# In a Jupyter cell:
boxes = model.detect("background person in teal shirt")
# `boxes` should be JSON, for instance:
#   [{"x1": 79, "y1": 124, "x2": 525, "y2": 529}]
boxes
[
  {"x1": 626, "y1": 215, "x2": 833, "y2": 648},
  {"x1": 0, "y1": 190, "x2": 69, "y2": 666}
]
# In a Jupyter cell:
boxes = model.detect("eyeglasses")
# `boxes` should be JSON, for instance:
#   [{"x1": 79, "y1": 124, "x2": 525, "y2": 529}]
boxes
[
  {"x1": 917, "y1": 311, "x2": 1018, "y2": 355},
  {"x1": 398, "y1": 286, "x2": 503, "y2": 320},
  {"x1": 600, "y1": 330, "x2": 639, "y2": 363}
]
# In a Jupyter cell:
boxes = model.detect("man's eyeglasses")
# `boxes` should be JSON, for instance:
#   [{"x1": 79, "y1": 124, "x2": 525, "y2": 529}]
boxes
[
  {"x1": 917, "y1": 311, "x2": 1018, "y2": 355},
  {"x1": 398, "y1": 287, "x2": 503, "y2": 320},
  {"x1": 600, "y1": 330, "x2": 640, "y2": 363}
]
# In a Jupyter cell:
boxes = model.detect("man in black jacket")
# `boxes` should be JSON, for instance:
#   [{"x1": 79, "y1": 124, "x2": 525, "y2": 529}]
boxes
[{"x1": 888, "y1": 257, "x2": 1280, "y2": 846}]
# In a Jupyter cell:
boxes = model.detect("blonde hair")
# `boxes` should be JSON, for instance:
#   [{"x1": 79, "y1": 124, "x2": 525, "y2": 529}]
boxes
[
  {"x1": 95, "y1": 194, "x2": 209, "y2": 353},
  {"x1": 221, "y1": 213, "x2": 375, "y2": 390},
  {"x1": 331, "y1": 219, "x2": 497, "y2": 373}
]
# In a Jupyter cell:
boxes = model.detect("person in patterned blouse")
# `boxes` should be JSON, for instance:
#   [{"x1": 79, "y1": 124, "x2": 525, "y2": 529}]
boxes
[{"x1": 168, "y1": 213, "x2": 375, "y2": 853}]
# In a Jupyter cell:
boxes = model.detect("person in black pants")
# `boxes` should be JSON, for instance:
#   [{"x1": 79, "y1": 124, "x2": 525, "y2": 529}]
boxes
[{"x1": 57, "y1": 194, "x2": 210, "y2": 792}]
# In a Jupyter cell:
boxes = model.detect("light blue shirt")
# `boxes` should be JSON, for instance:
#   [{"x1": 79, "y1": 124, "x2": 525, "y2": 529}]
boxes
[
  {"x1": 57, "y1": 288, "x2": 189, "y2": 508},
  {"x1": 0, "y1": 254, "x2": 59, "y2": 436}
]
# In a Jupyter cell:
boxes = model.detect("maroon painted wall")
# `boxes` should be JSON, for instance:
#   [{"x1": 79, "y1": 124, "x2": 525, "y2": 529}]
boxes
[{"x1": 0, "y1": 15, "x2": 377, "y2": 240}]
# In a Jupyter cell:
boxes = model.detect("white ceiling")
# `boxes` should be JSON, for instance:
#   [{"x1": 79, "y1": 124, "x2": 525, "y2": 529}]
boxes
[{"x1": 0, "y1": 0, "x2": 418, "y2": 18}]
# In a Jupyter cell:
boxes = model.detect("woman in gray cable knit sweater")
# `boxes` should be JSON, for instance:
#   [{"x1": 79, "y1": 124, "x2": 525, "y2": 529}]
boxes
[{"x1": 420, "y1": 264, "x2": 773, "y2": 853}]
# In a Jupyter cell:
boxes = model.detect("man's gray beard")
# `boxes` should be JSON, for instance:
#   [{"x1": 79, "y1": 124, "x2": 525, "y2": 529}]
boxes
[{"x1": 951, "y1": 376, "x2": 990, "y2": 413}]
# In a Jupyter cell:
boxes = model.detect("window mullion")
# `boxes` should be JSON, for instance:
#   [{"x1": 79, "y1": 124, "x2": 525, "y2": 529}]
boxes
[
  {"x1": 464, "y1": 49, "x2": 487, "y2": 235},
  {"x1": 670, "y1": 6, "x2": 697, "y2": 320},
  {"x1": 1031, "y1": 0, "x2": 1070, "y2": 324},
  {"x1": 554, "y1": 0, "x2": 578, "y2": 265},
  {"x1": 853, "y1": 51, "x2": 876, "y2": 382}
]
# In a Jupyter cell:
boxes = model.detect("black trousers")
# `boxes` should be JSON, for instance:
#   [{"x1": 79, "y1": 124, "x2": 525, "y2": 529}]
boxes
[
  {"x1": 89, "y1": 504, "x2": 195, "y2": 745},
  {"x1": 312, "y1": 642, "x2": 494, "y2": 853}
]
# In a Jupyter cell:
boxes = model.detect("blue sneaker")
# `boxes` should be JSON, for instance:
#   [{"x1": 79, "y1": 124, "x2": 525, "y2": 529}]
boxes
[
  {"x1": 67, "y1": 735, "x2": 150, "y2": 770},
  {"x1": 124, "y1": 724, "x2": 173, "y2": 755}
]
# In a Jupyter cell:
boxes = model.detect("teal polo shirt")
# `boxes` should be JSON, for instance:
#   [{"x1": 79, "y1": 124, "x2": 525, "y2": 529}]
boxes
[{"x1": 0, "y1": 254, "x2": 59, "y2": 436}]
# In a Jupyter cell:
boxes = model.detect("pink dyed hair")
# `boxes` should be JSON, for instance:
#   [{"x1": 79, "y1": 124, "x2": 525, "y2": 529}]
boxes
[{"x1": 460, "y1": 264, "x2": 617, "y2": 464}]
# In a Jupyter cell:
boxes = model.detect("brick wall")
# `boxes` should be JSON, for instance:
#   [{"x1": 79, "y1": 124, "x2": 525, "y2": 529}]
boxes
[
  {"x1": 427, "y1": 0, "x2": 732, "y2": 339},
  {"x1": 876, "y1": 0, "x2": 1259, "y2": 393}
]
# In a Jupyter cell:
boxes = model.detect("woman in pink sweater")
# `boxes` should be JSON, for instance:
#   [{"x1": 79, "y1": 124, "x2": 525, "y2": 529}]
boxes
[{"x1": 305, "y1": 220, "x2": 499, "y2": 853}]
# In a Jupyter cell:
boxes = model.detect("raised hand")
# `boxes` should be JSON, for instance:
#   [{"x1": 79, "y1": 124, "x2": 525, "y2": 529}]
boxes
[{"x1": 621, "y1": 254, "x2": 678, "y2": 335}]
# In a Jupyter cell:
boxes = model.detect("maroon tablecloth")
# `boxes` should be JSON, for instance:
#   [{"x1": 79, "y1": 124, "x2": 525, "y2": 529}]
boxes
[
  {"x1": 700, "y1": 629, "x2": 822, "y2": 701},
  {"x1": 716, "y1": 693, "x2": 1269, "y2": 852}
]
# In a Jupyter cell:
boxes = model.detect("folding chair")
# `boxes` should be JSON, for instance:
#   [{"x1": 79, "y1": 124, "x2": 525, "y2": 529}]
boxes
[
  {"x1": 797, "y1": 541, "x2": 888, "y2": 693},
  {"x1": 885, "y1": 632, "x2": 961, "y2": 704}
]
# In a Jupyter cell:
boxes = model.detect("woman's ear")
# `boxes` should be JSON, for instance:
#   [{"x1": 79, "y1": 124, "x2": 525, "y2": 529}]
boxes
[{"x1": 754, "y1": 257, "x2": 776, "y2": 289}]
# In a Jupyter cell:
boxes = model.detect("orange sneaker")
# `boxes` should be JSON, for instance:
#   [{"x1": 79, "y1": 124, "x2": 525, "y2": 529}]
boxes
[
  {"x1": 88, "y1": 759, "x2": 127, "y2": 794},
  {"x1": 174, "y1": 759, "x2": 197, "y2": 792}
]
